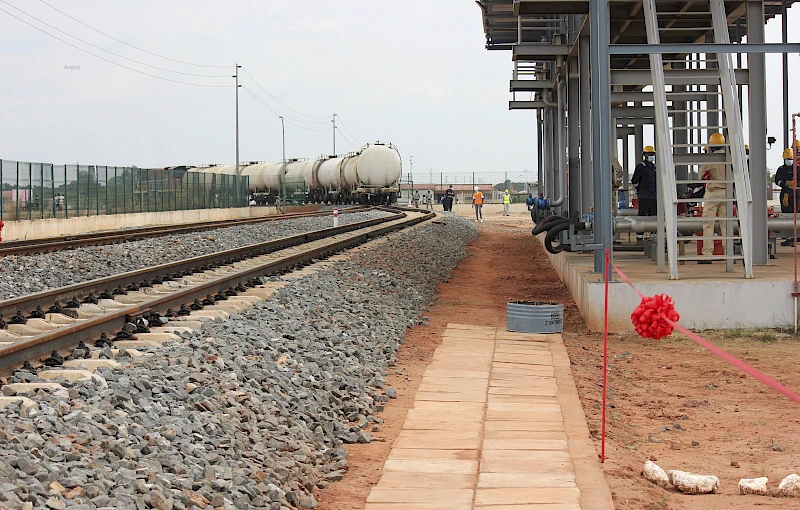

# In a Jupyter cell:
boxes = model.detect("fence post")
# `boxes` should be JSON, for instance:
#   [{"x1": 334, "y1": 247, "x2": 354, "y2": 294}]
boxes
[
  {"x1": 15, "y1": 162, "x2": 19, "y2": 221},
  {"x1": 114, "y1": 167, "x2": 118, "y2": 214},
  {"x1": 0, "y1": 160, "x2": 3, "y2": 222},
  {"x1": 86, "y1": 165, "x2": 91, "y2": 217},
  {"x1": 51, "y1": 164, "x2": 55, "y2": 218},
  {"x1": 132, "y1": 168, "x2": 136, "y2": 214},
  {"x1": 122, "y1": 168, "x2": 127, "y2": 214},
  {"x1": 64, "y1": 165, "x2": 68, "y2": 219},
  {"x1": 27, "y1": 162, "x2": 32, "y2": 220},
  {"x1": 104, "y1": 166, "x2": 108, "y2": 215}
]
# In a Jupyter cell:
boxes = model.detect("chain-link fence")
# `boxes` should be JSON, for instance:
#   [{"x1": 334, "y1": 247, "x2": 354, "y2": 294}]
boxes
[
  {"x1": 0, "y1": 160, "x2": 249, "y2": 221},
  {"x1": 398, "y1": 172, "x2": 536, "y2": 205}
]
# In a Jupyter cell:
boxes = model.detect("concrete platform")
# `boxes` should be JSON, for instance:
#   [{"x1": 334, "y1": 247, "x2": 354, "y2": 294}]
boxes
[
  {"x1": 365, "y1": 324, "x2": 613, "y2": 510},
  {"x1": 546, "y1": 240, "x2": 800, "y2": 332}
]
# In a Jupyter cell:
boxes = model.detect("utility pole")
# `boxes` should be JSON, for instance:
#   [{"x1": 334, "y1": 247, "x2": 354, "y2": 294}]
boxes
[
  {"x1": 279, "y1": 116, "x2": 286, "y2": 164},
  {"x1": 410, "y1": 156, "x2": 414, "y2": 192},
  {"x1": 332, "y1": 113, "x2": 337, "y2": 155},
  {"x1": 233, "y1": 63, "x2": 242, "y2": 203}
]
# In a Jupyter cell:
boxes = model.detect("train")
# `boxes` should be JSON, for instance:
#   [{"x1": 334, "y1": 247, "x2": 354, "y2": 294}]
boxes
[{"x1": 188, "y1": 142, "x2": 402, "y2": 206}]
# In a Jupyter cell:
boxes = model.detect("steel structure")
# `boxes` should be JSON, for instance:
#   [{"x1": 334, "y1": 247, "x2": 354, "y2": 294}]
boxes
[{"x1": 477, "y1": 0, "x2": 798, "y2": 280}]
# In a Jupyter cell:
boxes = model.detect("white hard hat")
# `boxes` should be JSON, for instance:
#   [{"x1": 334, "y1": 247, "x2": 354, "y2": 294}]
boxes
[{"x1": 474, "y1": 186, "x2": 479, "y2": 192}]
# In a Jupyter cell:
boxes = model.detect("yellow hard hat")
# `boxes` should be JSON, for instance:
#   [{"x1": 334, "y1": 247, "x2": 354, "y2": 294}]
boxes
[
  {"x1": 643, "y1": 145, "x2": 656, "y2": 154},
  {"x1": 795, "y1": 140, "x2": 800, "y2": 148},
  {"x1": 708, "y1": 132, "x2": 726, "y2": 145},
  {"x1": 504, "y1": 189, "x2": 509, "y2": 193},
  {"x1": 744, "y1": 144, "x2": 749, "y2": 150},
  {"x1": 783, "y1": 148, "x2": 794, "y2": 159}
]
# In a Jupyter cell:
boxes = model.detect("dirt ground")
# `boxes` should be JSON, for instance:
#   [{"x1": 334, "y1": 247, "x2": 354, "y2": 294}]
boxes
[{"x1": 317, "y1": 217, "x2": 800, "y2": 509}]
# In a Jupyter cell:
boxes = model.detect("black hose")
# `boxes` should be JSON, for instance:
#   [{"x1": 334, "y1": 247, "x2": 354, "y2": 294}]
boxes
[
  {"x1": 544, "y1": 222, "x2": 571, "y2": 254},
  {"x1": 532, "y1": 216, "x2": 568, "y2": 236}
]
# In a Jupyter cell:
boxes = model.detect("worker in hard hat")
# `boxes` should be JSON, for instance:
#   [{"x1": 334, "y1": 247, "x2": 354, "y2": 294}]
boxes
[
  {"x1": 473, "y1": 186, "x2": 484, "y2": 222},
  {"x1": 699, "y1": 133, "x2": 728, "y2": 262},
  {"x1": 631, "y1": 145, "x2": 658, "y2": 243},
  {"x1": 774, "y1": 145, "x2": 800, "y2": 245},
  {"x1": 502, "y1": 189, "x2": 511, "y2": 216}
]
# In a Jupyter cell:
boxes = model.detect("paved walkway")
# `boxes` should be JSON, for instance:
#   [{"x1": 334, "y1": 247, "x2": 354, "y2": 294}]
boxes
[{"x1": 365, "y1": 324, "x2": 614, "y2": 510}]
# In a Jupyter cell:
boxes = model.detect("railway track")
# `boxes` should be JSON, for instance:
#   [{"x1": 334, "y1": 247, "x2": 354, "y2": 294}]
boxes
[
  {"x1": 0, "y1": 206, "x2": 371, "y2": 257},
  {"x1": 0, "y1": 207, "x2": 432, "y2": 373}
]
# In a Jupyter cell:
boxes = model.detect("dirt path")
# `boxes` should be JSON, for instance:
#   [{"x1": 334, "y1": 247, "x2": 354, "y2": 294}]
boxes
[{"x1": 318, "y1": 217, "x2": 800, "y2": 509}]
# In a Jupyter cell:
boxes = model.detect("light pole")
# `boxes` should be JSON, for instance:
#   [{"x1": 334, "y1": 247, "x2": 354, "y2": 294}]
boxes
[
  {"x1": 332, "y1": 113, "x2": 337, "y2": 155},
  {"x1": 233, "y1": 63, "x2": 242, "y2": 203},
  {"x1": 279, "y1": 116, "x2": 286, "y2": 164}
]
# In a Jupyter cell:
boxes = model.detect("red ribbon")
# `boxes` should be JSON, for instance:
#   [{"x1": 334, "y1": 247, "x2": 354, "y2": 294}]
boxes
[
  {"x1": 631, "y1": 294, "x2": 680, "y2": 340},
  {"x1": 611, "y1": 263, "x2": 800, "y2": 403}
]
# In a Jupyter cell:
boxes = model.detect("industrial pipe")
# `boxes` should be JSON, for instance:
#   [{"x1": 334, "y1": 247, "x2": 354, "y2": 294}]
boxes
[
  {"x1": 613, "y1": 216, "x2": 799, "y2": 234},
  {"x1": 550, "y1": 77, "x2": 567, "y2": 207},
  {"x1": 532, "y1": 215, "x2": 568, "y2": 236}
]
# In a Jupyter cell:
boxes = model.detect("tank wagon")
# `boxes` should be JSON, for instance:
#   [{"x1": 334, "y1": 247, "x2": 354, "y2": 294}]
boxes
[{"x1": 189, "y1": 142, "x2": 402, "y2": 205}]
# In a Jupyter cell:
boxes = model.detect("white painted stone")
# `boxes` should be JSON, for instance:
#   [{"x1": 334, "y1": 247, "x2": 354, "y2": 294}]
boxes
[
  {"x1": 738, "y1": 477, "x2": 769, "y2": 496},
  {"x1": 779, "y1": 474, "x2": 800, "y2": 497},
  {"x1": 62, "y1": 359, "x2": 122, "y2": 370},
  {"x1": 643, "y1": 461, "x2": 670, "y2": 488},
  {"x1": 36, "y1": 370, "x2": 93, "y2": 381},
  {"x1": 667, "y1": 470, "x2": 719, "y2": 494}
]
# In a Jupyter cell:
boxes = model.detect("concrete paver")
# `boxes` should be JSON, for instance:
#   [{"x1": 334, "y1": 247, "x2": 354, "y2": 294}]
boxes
[{"x1": 365, "y1": 324, "x2": 613, "y2": 509}]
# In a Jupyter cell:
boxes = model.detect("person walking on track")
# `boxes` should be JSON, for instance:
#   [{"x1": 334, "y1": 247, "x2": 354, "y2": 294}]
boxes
[{"x1": 473, "y1": 186, "x2": 484, "y2": 222}]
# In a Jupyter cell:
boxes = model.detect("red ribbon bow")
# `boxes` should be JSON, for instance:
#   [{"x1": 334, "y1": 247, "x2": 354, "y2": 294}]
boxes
[{"x1": 631, "y1": 294, "x2": 680, "y2": 340}]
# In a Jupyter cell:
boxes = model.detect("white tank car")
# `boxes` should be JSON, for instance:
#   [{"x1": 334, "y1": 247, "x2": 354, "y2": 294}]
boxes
[
  {"x1": 241, "y1": 164, "x2": 267, "y2": 191},
  {"x1": 259, "y1": 162, "x2": 285, "y2": 192},
  {"x1": 283, "y1": 160, "x2": 307, "y2": 184},
  {"x1": 304, "y1": 159, "x2": 322, "y2": 190},
  {"x1": 341, "y1": 154, "x2": 359, "y2": 188},
  {"x1": 317, "y1": 157, "x2": 345, "y2": 190},
  {"x1": 209, "y1": 165, "x2": 238, "y2": 176},
  {"x1": 357, "y1": 143, "x2": 402, "y2": 187}
]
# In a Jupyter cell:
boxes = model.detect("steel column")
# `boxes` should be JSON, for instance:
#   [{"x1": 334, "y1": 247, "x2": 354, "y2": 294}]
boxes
[
  {"x1": 673, "y1": 59, "x2": 688, "y2": 196},
  {"x1": 748, "y1": 0, "x2": 768, "y2": 265},
  {"x1": 537, "y1": 110, "x2": 544, "y2": 196},
  {"x1": 568, "y1": 56, "x2": 581, "y2": 217},
  {"x1": 579, "y1": 35, "x2": 592, "y2": 217},
  {"x1": 590, "y1": 0, "x2": 613, "y2": 276}
]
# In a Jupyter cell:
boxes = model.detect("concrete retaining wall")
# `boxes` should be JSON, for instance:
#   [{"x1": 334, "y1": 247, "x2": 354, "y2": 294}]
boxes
[{"x1": 1, "y1": 205, "x2": 320, "y2": 241}]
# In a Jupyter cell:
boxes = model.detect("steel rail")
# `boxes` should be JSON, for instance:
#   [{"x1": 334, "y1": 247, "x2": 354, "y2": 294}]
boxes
[
  {"x1": 0, "y1": 209, "x2": 433, "y2": 372},
  {"x1": 0, "y1": 207, "x2": 372, "y2": 257}
]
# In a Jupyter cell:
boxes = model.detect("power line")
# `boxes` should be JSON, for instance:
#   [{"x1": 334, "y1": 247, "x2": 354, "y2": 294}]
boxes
[
  {"x1": 240, "y1": 67, "x2": 330, "y2": 122},
  {"x1": 0, "y1": 6, "x2": 231, "y2": 87},
  {"x1": 238, "y1": 79, "x2": 331, "y2": 126},
  {"x1": 1, "y1": 0, "x2": 228, "y2": 77},
  {"x1": 335, "y1": 116, "x2": 363, "y2": 147},
  {"x1": 36, "y1": 0, "x2": 229, "y2": 68},
  {"x1": 242, "y1": 87, "x2": 329, "y2": 132}
]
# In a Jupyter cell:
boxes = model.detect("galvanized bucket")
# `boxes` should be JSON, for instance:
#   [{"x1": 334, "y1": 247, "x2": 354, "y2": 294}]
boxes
[{"x1": 506, "y1": 301, "x2": 564, "y2": 334}]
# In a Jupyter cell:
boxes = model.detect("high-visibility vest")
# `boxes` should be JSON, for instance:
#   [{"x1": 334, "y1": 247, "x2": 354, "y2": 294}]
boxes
[
  {"x1": 473, "y1": 192, "x2": 484, "y2": 205},
  {"x1": 503, "y1": 193, "x2": 511, "y2": 204}
]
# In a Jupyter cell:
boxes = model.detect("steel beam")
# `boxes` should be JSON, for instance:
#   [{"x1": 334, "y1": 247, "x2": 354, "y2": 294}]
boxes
[
  {"x1": 590, "y1": 0, "x2": 613, "y2": 277},
  {"x1": 611, "y1": 68, "x2": 749, "y2": 86},
  {"x1": 568, "y1": 56, "x2": 581, "y2": 217},
  {"x1": 609, "y1": 43, "x2": 800, "y2": 54},
  {"x1": 510, "y1": 79, "x2": 554, "y2": 91},
  {"x1": 513, "y1": 43, "x2": 570, "y2": 61},
  {"x1": 509, "y1": 101, "x2": 547, "y2": 109},
  {"x1": 748, "y1": 1, "x2": 768, "y2": 265},
  {"x1": 579, "y1": 35, "x2": 593, "y2": 217}
]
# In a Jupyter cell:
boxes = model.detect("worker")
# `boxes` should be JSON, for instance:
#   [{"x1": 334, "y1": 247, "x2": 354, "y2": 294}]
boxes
[
  {"x1": 412, "y1": 190, "x2": 420, "y2": 209},
  {"x1": 473, "y1": 186, "x2": 484, "y2": 222},
  {"x1": 427, "y1": 191, "x2": 433, "y2": 210},
  {"x1": 775, "y1": 145, "x2": 800, "y2": 246},
  {"x1": 699, "y1": 133, "x2": 728, "y2": 262},
  {"x1": 502, "y1": 189, "x2": 511, "y2": 216},
  {"x1": 612, "y1": 156, "x2": 624, "y2": 217},
  {"x1": 631, "y1": 145, "x2": 658, "y2": 243},
  {"x1": 526, "y1": 193, "x2": 535, "y2": 211},
  {"x1": 444, "y1": 185, "x2": 455, "y2": 212}
]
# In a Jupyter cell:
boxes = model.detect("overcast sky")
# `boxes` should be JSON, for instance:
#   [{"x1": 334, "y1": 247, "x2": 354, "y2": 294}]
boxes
[
  {"x1": 0, "y1": 1, "x2": 798, "y2": 184},
  {"x1": 0, "y1": 0, "x2": 538, "y2": 183}
]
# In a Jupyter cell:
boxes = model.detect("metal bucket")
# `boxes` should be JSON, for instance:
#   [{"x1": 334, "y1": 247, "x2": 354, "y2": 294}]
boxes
[{"x1": 506, "y1": 301, "x2": 564, "y2": 334}]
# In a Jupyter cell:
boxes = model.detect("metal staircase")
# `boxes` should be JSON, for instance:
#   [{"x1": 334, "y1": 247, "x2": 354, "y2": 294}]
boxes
[{"x1": 641, "y1": 0, "x2": 753, "y2": 279}]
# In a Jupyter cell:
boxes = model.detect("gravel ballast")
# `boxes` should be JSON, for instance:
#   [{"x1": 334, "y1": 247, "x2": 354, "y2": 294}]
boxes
[
  {"x1": 0, "y1": 210, "x2": 393, "y2": 300},
  {"x1": 0, "y1": 213, "x2": 477, "y2": 510}
]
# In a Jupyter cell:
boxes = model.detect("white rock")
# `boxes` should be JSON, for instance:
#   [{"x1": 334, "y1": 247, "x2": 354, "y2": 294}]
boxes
[
  {"x1": 779, "y1": 474, "x2": 800, "y2": 497},
  {"x1": 643, "y1": 461, "x2": 670, "y2": 488},
  {"x1": 668, "y1": 470, "x2": 719, "y2": 494},
  {"x1": 738, "y1": 477, "x2": 769, "y2": 496}
]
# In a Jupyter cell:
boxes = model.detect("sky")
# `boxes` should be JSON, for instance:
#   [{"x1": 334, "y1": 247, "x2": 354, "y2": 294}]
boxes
[
  {"x1": 0, "y1": 0, "x2": 536, "y2": 183},
  {"x1": 0, "y1": 1, "x2": 798, "y2": 185}
]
